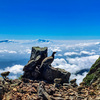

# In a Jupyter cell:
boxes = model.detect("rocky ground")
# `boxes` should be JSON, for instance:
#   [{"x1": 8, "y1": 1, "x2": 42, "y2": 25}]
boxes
[
  {"x1": 0, "y1": 78, "x2": 100, "y2": 100},
  {"x1": 0, "y1": 46, "x2": 100, "y2": 100}
]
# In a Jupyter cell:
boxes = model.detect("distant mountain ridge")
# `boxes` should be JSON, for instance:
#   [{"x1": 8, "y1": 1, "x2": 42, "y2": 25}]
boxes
[
  {"x1": 0, "y1": 40, "x2": 14, "y2": 43},
  {"x1": 0, "y1": 39, "x2": 51, "y2": 44},
  {"x1": 36, "y1": 39, "x2": 50, "y2": 43}
]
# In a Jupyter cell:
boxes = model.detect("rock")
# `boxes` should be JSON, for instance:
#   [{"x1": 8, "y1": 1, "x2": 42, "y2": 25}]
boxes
[
  {"x1": 23, "y1": 60, "x2": 37, "y2": 72},
  {"x1": 63, "y1": 83, "x2": 69, "y2": 86},
  {"x1": 71, "y1": 82, "x2": 78, "y2": 88},
  {"x1": 51, "y1": 97, "x2": 64, "y2": 100},
  {"x1": 37, "y1": 81, "x2": 51, "y2": 100},
  {"x1": 69, "y1": 96, "x2": 76, "y2": 100},
  {"x1": 97, "y1": 84, "x2": 100, "y2": 89},
  {"x1": 37, "y1": 81, "x2": 44, "y2": 97},
  {"x1": 77, "y1": 86, "x2": 85, "y2": 91},
  {"x1": 89, "y1": 90, "x2": 96, "y2": 95},
  {"x1": 77, "y1": 96, "x2": 85, "y2": 100},
  {"x1": 68, "y1": 92, "x2": 75, "y2": 96},
  {"x1": 13, "y1": 88, "x2": 17, "y2": 91},
  {"x1": 4, "y1": 78, "x2": 12, "y2": 84},
  {"x1": 54, "y1": 78, "x2": 62, "y2": 84},
  {"x1": 54, "y1": 78, "x2": 62, "y2": 88},
  {"x1": 64, "y1": 96, "x2": 69, "y2": 99},
  {"x1": 95, "y1": 96, "x2": 100, "y2": 100},
  {"x1": 79, "y1": 81, "x2": 85, "y2": 86},
  {"x1": 10, "y1": 83, "x2": 20, "y2": 88},
  {"x1": 53, "y1": 93, "x2": 62, "y2": 97},
  {"x1": 70, "y1": 79, "x2": 78, "y2": 88},
  {"x1": 92, "y1": 82, "x2": 97, "y2": 87},
  {"x1": 23, "y1": 47, "x2": 70, "y2": 83},
  {"x1": 43, "y1": 66, "x2": 71, "y2": 83},
  {"x1": 3, "y1": 92, "x2": 13, "y2": 100},
  {"x1": 0, "y1": 77, "x2": 4, "y2": 85},
  {"x1": 30, "y1": 47, "x2": 48, "y2": 62},
  {"x1": 70, "y1": 79, "x2": 77, "y2": 84},
  {"x1": 28, "y1": 87, "x2": 37, "y2": 93},
  {"x1": 1, "y1": 46, "x2": 100, "y2": 100},
  {"x1": 1, "y1": 71, "x2": 10, "y2": 79},
  {"x1": 0, "y1": 85, "x2": 3, "y2": 100},
  {"x1": 1, "y1": 76, "x2": 100, "y2": 100},
  {"x1": 22, "y1": 47, "x2": 47, "y2": 79}
]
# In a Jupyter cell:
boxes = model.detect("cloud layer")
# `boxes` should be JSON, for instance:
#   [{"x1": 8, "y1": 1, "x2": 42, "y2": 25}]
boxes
[{"x1": 0, "y1": 39, "x2": 100, "y2": 84}]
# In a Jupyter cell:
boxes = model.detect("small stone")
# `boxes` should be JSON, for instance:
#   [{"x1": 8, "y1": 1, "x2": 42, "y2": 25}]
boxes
[
  {"x1": 63, "y1": 83, "x2": 69, "y2": 86},
  {"x1": 10, "y1": 83, "x2": 19, "y2": 87},
  {"x1": 89, "y1": 90, "x2": 96, "y2": 95},
  {"x1": 54, "y1": 78, "x2": 62, "y2": 84},
  {"x1": 65, "y1": 96, "x2": 69, "y2": 99},
  {"x1": 77, "y1": 86, "x2": 85, "y2": 91},
  {"x1": 69, "y1": 96, "x2": 76, "y2": 100},
  {"x1": 32, "y1": 83, "x2": 39, "y2": 88},
  {"x1": 53, "y1": 93, "x2": 62, "y2": 97},
  {"x1": 95, "y1": 96, "x2": 100, "y2": 100},
  {"x1": 69, "y1": 92, "x2": 75, "y2": 96},
  {"x1": 92, "y1": 82, "x2": 97, "y2": 87},
  {"x1": 63, "y1": 86, "x2": 69, "y2": 91},
  {"x1": 70, "y1": 79, "x2": 76, "y2": 84},
  {"x1": 13, "y1": 88, "x2": 17, "y2": 91},
  {"x1": 77, "y1": 96, "x2": 84, "y2": 99},
  {"x1": 0, "y1": 86, "x2": 3, "y2": 95},
  {"x1": 51, "y1": 97, "x2": 64, "y2": 100},
  {"x1": 29, "y1": 87, "x2": 37, "y2": 93},
  {"x1": 87, "y1": 96, "x2": 93, "y2": 100},
  {"x1": 71, "y1": 82, "x2": 78, "y2": 87},
  {"x1": 79, "y1": 81, "x2": 85, "y2": 86}
]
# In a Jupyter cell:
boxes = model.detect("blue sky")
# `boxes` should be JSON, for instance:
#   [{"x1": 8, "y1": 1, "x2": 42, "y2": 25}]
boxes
[{"x1": 0, "y1": 0, "x2": 100, "y2": 40}]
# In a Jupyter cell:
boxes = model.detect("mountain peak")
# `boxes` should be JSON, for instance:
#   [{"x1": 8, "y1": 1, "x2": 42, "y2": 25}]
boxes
[
  {"x1": 37, "y1": 39, "x2": 50, "y2": 43},
  {"x1": 83, "y1": 56, "x2": 100, "y2": 86},
  {"x1": 0, "y1": 40, "x2": 14, "y2": 43}
]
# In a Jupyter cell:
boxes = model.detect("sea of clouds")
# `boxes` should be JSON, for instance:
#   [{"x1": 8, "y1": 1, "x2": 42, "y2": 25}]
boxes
[{"x1": 0, "y1": 39, "x2": 100, "y2": 84}]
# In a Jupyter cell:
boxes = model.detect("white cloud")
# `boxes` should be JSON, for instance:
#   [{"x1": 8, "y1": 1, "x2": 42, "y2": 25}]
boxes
[
  {"x1": 0, "y1": 69, "x2": 4, "y2": 73},
  {"x1": 67, "y1": 55, "x2": 99, "y2": 70},
  {"x1": 52, "y1": 58, "x2": 78, "y2": 73},
  {"x1": 0, "y1": 65, "x2": 24, "y2": 74},
  {"x1": 8, "y1": 75, "x2": 17, "y2": 79},
  {"x1": 80, "y1": 51, "x2": 95, "y2": 55},
  {"x1": 52, "y1": 55, "x2": 99, "y2": 84},
  {"x1": 0, "y1": 50, "x2": 17, "y2": 54},
  {"x1": 57, "y1": 54, "x2": 62, "y2": 56},
  {"x1": 95, "y1": 42, "x2": 100, "y2": 45},
  {"x1": 64, "y1": 51, "x2": 95, "y2": 56},
  {"x1": 8, "y1": 51, "x2": 17, "y2": 54},
  {"x1": 25, "y1": 49, "x2": 31, "y2": 54},
  {"x1": 91, "y1": 49, "x2": 95, "y2": 52},
  {"x1": 49, "y1": 47, "x2": 62, "y2": 52},
  {"x1": 64, "y1": 52, "x2": 78, "y2": 56}
]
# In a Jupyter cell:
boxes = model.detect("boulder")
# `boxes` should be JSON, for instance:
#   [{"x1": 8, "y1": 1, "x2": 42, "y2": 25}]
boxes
[
  {"x1": 70, "y1": 79, "x2": 78, "y2": 87},
  {"x1": 22, "y1": 47, "x2": 47, "y2": 79},
  {"x1": 30, "y1": 46, "x2": 48, "y2": 63},
  {"x1": 42, "y1": 66, "x2": 70, "y2": 83},
  {"x1": 23, "y1": 47, "x2": 47, "y2": 71},
  {"x1": 70, "y1": 79, "x2": 77, "y2": 84},
  {"x1": 22, "y1": 47, "x2": 70, "y2": 83}
]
